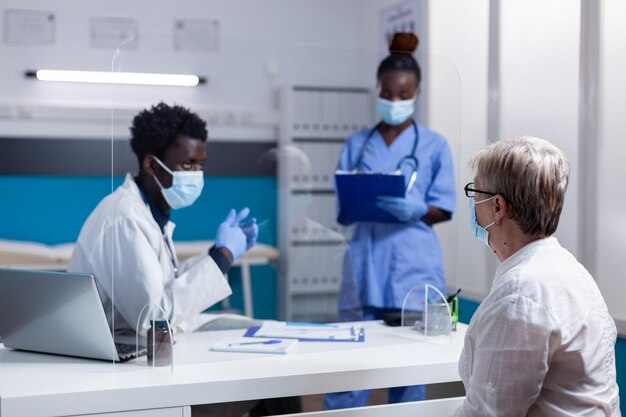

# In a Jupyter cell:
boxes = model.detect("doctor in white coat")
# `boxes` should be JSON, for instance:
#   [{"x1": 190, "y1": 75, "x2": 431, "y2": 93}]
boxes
[
  {"x1": 68, "y1": 102, "x2": 258, "y2": 336},
  {"x1": 70, "y1": 101, "x2": 298, "y2": 417}
]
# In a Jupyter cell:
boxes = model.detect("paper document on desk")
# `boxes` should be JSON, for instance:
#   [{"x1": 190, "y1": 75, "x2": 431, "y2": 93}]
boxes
[
  {"x1": 245, "y1": 322, "x2": 365, "y2": 342},
  {"x1": 211, "y1": 337, "x2": 298, "y2": 354}
]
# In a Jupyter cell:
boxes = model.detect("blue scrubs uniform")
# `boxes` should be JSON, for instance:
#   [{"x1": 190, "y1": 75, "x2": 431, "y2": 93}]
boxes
[{"x1": 324, "y1": 122, "x2": 456, "y2": 409}]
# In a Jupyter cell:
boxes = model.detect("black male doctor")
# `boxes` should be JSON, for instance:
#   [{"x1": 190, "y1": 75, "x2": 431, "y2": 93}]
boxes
[{"x1": 69, "y1": 102, "x2": 258, "y2": 336}]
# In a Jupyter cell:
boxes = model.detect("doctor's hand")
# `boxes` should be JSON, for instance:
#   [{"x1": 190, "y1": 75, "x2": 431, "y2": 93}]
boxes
[
  {"x1": 376, "y1": 195, "x2": 427, "y2": 222},
  {"x1": 215, "y1": 209, "x2": 248, "y2": 260}
]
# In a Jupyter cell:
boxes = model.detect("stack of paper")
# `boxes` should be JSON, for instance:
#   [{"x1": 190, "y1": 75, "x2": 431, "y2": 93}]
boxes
[
  {"x1": 211, "y1": 337, "x2": 298, "y2": 354},
  {"x1": 245, "y1": 322, "x2": 365, "y2": 342}
]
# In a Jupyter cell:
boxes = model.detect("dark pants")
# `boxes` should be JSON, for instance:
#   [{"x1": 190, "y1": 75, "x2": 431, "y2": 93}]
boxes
[{"x1": 191, "y1": 397, "x2": 302, "y2": 417}]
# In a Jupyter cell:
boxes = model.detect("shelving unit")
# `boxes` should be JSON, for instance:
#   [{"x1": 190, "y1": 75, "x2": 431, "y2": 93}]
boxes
[{"x1": 278, "y1": 85, "x2": 373, "y2": 321}]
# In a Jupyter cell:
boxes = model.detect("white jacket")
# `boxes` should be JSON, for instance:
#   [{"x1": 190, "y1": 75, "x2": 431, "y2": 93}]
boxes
[
  {"x1": 454, "y1": 237, "x2": 620, "y2": 417},
  {"x1": 68, "y1": 174, "x2": 232, "y2": 334}
]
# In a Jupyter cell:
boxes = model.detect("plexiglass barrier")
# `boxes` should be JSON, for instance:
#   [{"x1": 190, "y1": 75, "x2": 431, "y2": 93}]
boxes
[
  {"x1": 136, "y1": 303, "x2": 174, "y2": 372},
  {"x1": 0, "y1": 30, "x2": 466, "y2": 372},
  {"x1": 401, "y1": 284, "x2": 453, "y2": 344},
  {"x1": 107, "y1": 32, "x2": 464, "y2": 351},
  {"x1": 0, "y1": 31, "x2": 469, "y2": 369}
]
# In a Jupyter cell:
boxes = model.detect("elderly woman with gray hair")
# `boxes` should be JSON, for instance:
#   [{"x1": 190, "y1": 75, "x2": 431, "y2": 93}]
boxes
[{"x1": 454, "y1": 137, "x2": 620, "y2": 416}]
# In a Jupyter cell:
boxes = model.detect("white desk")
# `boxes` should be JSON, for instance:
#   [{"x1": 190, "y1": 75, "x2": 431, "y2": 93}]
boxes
[{"x1": 0, "y1": 321, "x2": 466, "y2": 417}]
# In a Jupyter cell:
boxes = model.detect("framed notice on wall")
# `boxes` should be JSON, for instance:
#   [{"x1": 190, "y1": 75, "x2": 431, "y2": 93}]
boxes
[
  {"x1": 378, "y1": 0, "x2": 422, "y2": 56},
  {"x1": 90, "y1": 18, "x2": 139, "y2": 49},
  {"x1": 174, "y1": 19, "x2": 219, "y2": 51},
  {"x1": 4, "y1": 9, "x2": 55, "y2": 45}
]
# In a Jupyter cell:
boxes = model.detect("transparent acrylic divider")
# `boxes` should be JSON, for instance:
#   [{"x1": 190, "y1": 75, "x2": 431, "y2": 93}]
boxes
[
  {"x1": 400, "y1": 284, "x2": 452, "y2": 344},
  {"x1": 423, "y1": 284, "x2": 453, "y2": 338},
  {"x1": 109, "y1": 31, "x2": 462, "y2": 338},
  {"x1": 136, "y1": 304, "x2": 174, "y2": 373},
  {"x1": 110, "y1": 31, "x2": 192, "y2": 371},
  {"x1": 276, "y1": 48, "x2": 463, "y2": 322},
  {"x1": 400, "y1": 284, "x2": 424, "y2": 330}
]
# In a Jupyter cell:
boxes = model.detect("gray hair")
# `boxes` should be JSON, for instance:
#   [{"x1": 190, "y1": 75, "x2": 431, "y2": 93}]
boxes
[{"x1": 470, "y1": 136, "x2": 570, "y2": 238}]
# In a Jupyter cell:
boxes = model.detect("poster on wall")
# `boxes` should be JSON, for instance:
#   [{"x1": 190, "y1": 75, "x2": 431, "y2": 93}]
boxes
[
  {"x1": 378, "y1": 0, "x2": 420, "y2": 57},
  {"x1": 4, "y1": 9, "x2": 55, "y2": 45},
  {"x1": 90, "y1": 18, "x2": 139, "y2": 50},
  {"x1": 174, "y1": 19, "x2": 219, "y2": 51}
]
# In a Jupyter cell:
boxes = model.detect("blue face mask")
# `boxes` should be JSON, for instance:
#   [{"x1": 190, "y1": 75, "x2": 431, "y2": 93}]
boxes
[
  {"x1": 152, "y1": 157, "x2": 204, "y2": 210},
  {"x1": 469, "y1": 197, "x2": 496, "y2": 247},
  {"x1": 376, "y1": 97, "x2": 416, "y2": 126}
]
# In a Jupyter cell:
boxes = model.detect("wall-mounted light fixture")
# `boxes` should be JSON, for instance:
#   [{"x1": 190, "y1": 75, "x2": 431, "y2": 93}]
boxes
[{"x1": 24, "y1": 69, "x2": 206, "y2": 87}]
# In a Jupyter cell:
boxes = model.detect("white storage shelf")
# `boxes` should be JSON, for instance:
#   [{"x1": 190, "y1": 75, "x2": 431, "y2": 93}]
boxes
[{"x1": 280, "y1": 86, "x2": 373, "y2": 321}]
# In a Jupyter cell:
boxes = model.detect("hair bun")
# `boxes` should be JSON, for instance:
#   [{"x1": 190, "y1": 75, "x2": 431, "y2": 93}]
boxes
[{"x1": 389, "y1": 32, "x2": 419, "y2": 53}]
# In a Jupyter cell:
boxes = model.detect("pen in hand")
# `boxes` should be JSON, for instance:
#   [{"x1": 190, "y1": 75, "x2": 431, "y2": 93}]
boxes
[{"x1": 406, "y1": 171, "x2": 418, "y2": 192}]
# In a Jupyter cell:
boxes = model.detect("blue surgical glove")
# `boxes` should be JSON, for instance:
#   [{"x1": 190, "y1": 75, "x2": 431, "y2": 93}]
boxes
[
  {"x1": 376, "y1": 195, "x2": 428, "y2": 222},
  {"x1": 215, "y1": 208, "x2": 248, "y2": 260},
  {"x1": 240, "y1": 217, "x2": 258, "y2": 251}
]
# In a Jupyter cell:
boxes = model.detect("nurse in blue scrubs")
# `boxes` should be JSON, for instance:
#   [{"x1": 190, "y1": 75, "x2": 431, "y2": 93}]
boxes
[{"x1": 324, "y1": 32, "x2": 456, "y2": 409}]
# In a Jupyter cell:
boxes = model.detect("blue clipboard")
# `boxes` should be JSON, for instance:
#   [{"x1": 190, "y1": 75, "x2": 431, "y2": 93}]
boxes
[
  {"x1": 244, "y1": 325, "x2": 365, "y2": 342},
  {"x1": 335, "y1": 172, "x2": 405, "y2": 224}
]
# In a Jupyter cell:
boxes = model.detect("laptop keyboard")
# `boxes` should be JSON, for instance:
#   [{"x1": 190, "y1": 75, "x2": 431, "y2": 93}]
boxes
[{"x1": 115, "y1": 342, "x2": 147, "y2": 362}]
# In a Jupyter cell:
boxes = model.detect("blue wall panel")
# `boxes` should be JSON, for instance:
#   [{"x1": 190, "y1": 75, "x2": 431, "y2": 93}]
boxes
[
  {"x1": 0, "y1": 176, "x2": 122, "y2": 245},
  {"x1": 170, "y1": 176, "x2": 277, "y2": 245}
]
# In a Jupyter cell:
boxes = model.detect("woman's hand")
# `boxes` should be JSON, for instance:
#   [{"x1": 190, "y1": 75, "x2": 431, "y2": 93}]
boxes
[{"x1": 376, "y1": 195, "x2": 427, "y2": 222}]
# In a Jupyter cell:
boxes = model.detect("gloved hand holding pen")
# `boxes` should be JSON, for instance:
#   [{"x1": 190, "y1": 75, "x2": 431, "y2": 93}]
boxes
[
  {"x1": 215, "y1": 208, "x2": 248, "y2": 260},
  {"x1": 376, "y1": 194, "x2": 427, "y2": 222},
  {"x1": 240, "y1": 217, "x2": 258, "y2": 251},
  {"x1": 215, "y1": 207, "x2": 259, "y2": 261}
]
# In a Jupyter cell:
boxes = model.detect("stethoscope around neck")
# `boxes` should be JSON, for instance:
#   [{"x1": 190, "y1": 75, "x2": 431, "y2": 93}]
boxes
[{"x1": 354, "y1": 119, "x2": 420, "y2": 192}]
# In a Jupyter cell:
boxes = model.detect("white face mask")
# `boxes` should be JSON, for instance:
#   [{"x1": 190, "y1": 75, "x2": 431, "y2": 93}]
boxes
[
  {"x1": 152, "y1": 156, "x2": 204, "y2": 210},
  {"x1": 376, "y1": 97, "x2": 416, "y2": 126}
]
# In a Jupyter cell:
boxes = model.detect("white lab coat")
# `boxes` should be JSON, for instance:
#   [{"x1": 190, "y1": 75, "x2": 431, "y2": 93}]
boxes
[
  {"x1": 68, "y1": 174, "x2": 232, "y2": 334},
  {"x1": 454, "y1": 237, "x2": 620, "y2": 417}
]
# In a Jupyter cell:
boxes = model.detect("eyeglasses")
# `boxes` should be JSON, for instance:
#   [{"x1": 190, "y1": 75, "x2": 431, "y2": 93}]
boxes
[{"x1": 464, "y1": 182, "x2": 497, "y2": 198}]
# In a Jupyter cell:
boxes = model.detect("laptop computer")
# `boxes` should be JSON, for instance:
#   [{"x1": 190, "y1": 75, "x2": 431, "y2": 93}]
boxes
[{"x1": 0, "y1": 268, "x2": 146, "y2": 362}]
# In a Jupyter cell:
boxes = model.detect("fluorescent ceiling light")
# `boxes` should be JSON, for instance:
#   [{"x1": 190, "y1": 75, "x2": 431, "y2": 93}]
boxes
[{"x1": 25, "y1": 69, "x2": 206, "y2": 87}]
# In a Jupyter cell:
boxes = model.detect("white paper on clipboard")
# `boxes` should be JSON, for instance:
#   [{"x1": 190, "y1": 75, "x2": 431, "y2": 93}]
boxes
[{"x1": 254, "y1": 322, "x2": 360, "y2": 341}]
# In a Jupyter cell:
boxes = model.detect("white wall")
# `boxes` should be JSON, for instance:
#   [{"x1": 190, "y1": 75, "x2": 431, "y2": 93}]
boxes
[
  {"x1": 0, "y1": 0, "x2": 377, "y2": 139},
  {"x1": 597, "y1": 0, "x2": 626, "y2": 329},
  {"x1": 430, "y1": 0, "x2": 584, "y2": 303},
  {"x1": 428, "y1": 0, "x2": 490, "y2": 300},
  {"x1": 499, "y1": 0, "x2": 581, "y2": 257}
]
